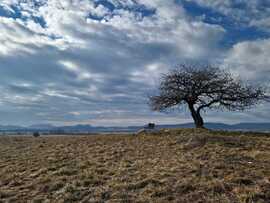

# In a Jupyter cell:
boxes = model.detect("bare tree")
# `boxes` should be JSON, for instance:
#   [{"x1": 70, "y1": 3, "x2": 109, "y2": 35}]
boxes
[{"x1": 149, "y1": 64, "x2": 269, "y2": 128}]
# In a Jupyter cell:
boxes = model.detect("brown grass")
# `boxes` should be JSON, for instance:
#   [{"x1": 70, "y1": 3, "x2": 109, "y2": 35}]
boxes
[{"x1": 0, "y1": 129, "x2": 270, "y2": 202}]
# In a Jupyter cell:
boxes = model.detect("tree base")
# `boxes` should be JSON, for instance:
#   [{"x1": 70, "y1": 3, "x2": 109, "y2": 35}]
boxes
[{"x1": 195, "y1": 125, "x2": 206, "y2": 129}]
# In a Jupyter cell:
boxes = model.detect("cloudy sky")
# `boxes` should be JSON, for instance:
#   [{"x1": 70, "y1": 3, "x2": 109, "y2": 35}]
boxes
[{"x1": 0, "y1": 0, "x2": 269, "y2": 126}]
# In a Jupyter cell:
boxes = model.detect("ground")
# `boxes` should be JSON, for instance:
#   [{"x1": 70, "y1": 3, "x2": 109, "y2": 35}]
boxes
[{"x1": 0, "y1": 129, "x2": 270, "y2": 203}]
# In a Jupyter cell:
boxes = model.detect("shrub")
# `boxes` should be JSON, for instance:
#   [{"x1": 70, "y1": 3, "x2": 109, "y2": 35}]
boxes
[{"x1": 33, "y1": 132, "x2": 40, "y2": 137}]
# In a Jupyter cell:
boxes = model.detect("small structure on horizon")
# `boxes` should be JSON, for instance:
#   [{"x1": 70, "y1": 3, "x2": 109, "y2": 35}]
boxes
[
  {"x1": 145, "y1": 123, "x2": 155, "y2": 130},
  {"x1": 33, "y1": 132, "x2": 40, "y2": 138},
  {"x1": 135, "y1": 123, "x2": 157, "y2": 136}
]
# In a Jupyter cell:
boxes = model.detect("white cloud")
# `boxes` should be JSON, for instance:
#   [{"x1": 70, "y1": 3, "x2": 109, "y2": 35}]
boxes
[
  {"x1": 59, "y1": 60, "x2": 93, "y2": 80},
  {"x1": 0, "y1": 16, "x2": 68, "y2": 55},
  {"x1": 187, "y1": 0, "x2": 270, "y2": 31},
  {"x1": 250, "y1": 17, "x2": 270, "y2": 32},
  {"x1": 224, "y1": 39, "x2": 270, "y2": 82}
]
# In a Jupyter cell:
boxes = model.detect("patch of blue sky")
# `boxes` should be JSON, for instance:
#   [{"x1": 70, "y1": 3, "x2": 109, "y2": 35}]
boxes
[
  {"x1": 90, "y1": 0, "x2": 155, "y2": 21},
  {"x1": 94, "y1": 0, "x2": 115, "y2": 11},
  {"x1": 0, "y1": 5, "x2": 19, "y2": 18},
  {"x1": 0, "y1": 4, "x2": 47, "y2": 28},
  {"x1": 30, "y1": 15, "x2": 47, "y2": 28},
  {"x1": 181, "y1": 0, "x2": 270, "y2": 48}
]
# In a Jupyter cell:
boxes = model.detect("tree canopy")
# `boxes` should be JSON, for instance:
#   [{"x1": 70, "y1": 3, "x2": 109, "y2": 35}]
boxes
[{"x1": 149, "y1": 64, "x2": 269, "y2": 128}]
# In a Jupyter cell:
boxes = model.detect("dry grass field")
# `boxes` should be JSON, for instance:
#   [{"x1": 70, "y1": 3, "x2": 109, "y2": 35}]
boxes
[{"x1": 0, "y1": 129, "x2": 270, "y2": 203}]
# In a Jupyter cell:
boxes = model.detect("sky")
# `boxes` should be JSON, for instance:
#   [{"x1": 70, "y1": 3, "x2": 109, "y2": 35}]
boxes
[{"x1": 0, "y1": 0, "x2": 269, "y2": 127}]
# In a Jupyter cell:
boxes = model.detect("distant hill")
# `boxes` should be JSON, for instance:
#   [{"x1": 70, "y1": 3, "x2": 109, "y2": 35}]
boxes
[
  {"x1": 0, "y1": 122, "x2": 269, "y2": 134},
  {"x1": 0, "y1": 125, "x2": 25, "y2": 131},
  {"x1": 28, "y1": 124, "x2": 56, "y2": 130}
]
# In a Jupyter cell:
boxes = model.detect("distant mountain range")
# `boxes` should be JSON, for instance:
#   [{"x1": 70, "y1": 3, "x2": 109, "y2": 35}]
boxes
[{"x1": 0, "y1": 122, "x2": 270, "y2": 134}]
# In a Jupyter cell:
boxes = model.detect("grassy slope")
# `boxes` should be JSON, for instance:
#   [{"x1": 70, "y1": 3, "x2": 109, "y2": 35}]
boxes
[{"x1": 0, "y1": 129, "x2": 270, "y2": 203}]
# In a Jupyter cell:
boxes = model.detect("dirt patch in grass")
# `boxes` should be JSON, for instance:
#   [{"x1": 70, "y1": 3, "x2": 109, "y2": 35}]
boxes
[{"x1": 0, "y1": 129, "x2": 270, "y2": 202}]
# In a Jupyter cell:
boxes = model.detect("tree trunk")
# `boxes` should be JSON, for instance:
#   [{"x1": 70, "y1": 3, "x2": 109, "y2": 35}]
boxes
[{"x1": 188, "y1": 103, "x2": 204, "y2": 128}]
